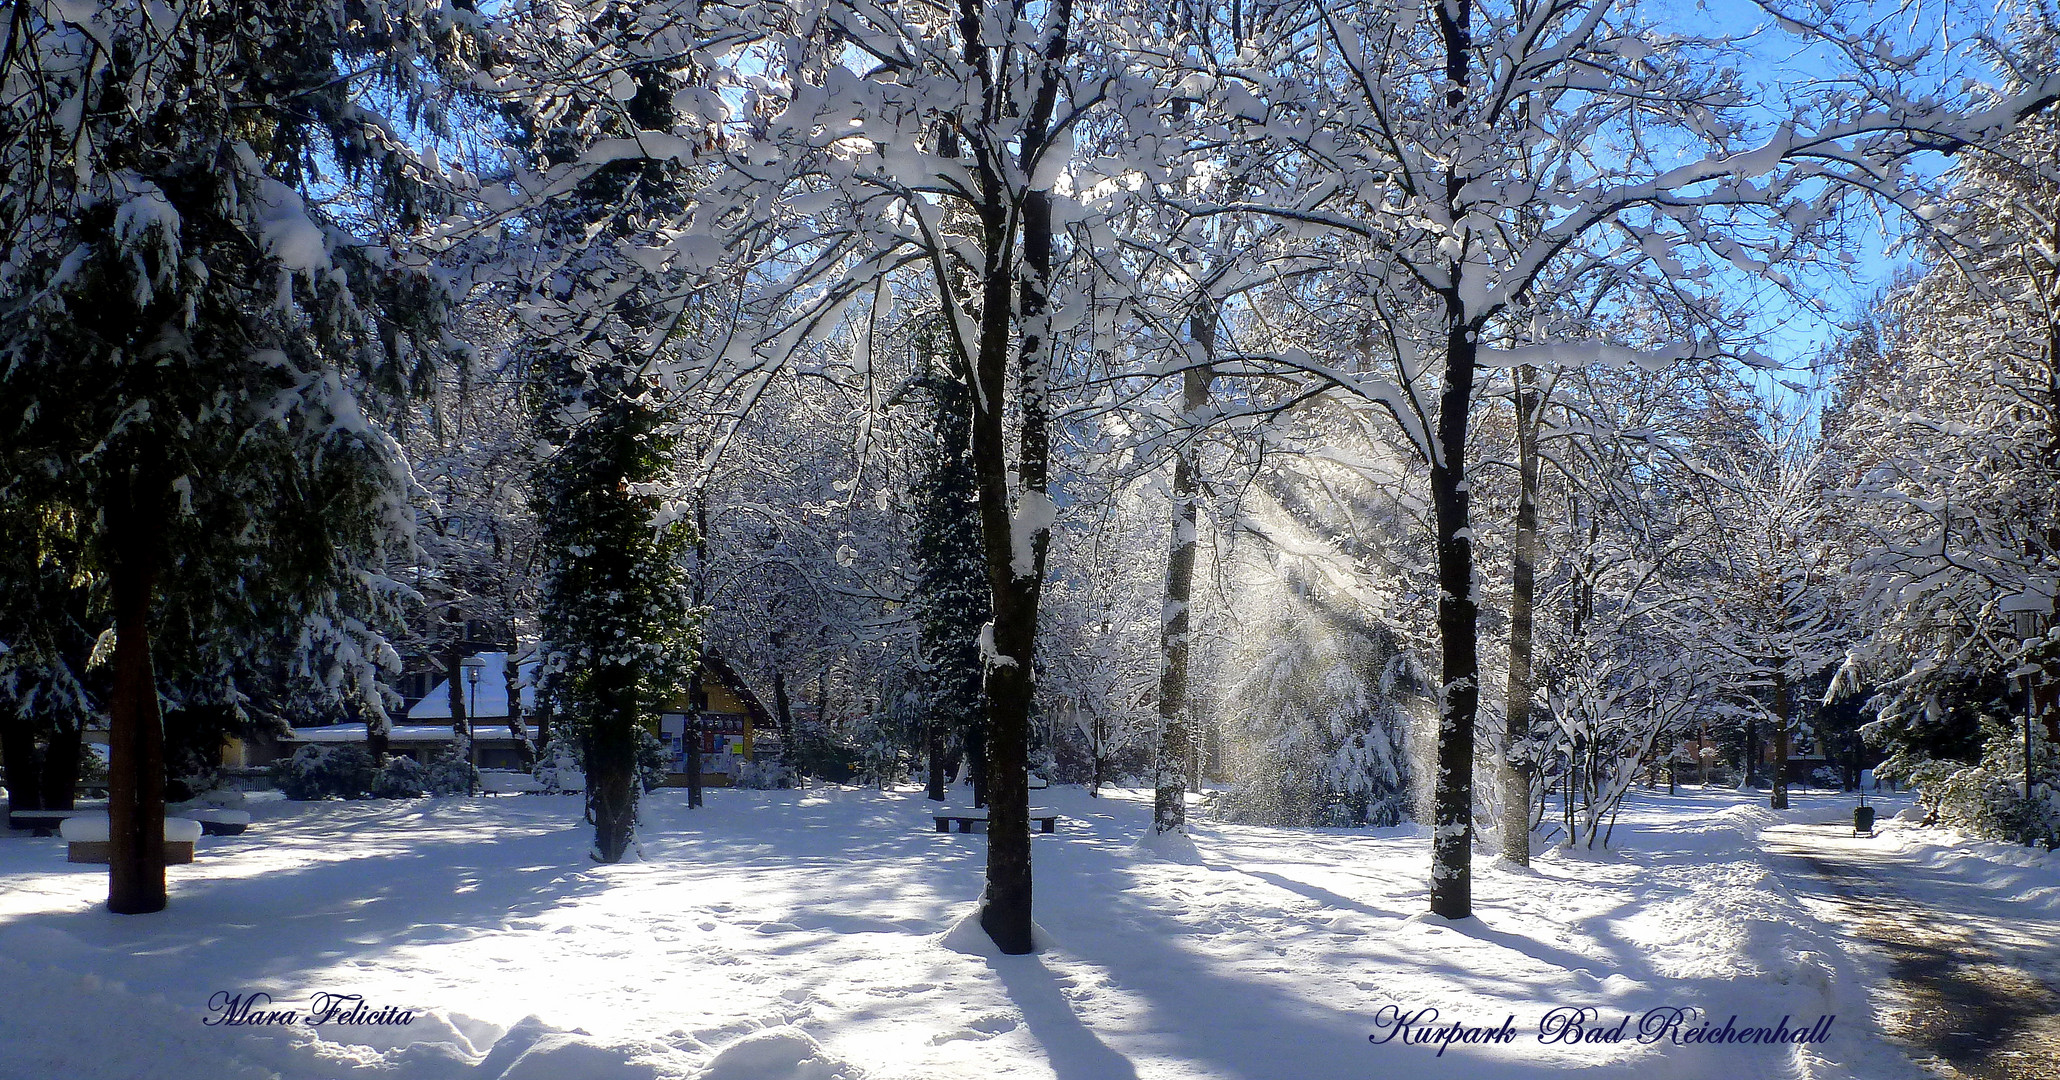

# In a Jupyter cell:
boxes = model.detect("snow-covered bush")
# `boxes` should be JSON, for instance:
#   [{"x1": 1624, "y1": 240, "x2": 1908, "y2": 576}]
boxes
[
  {"x1": 735, "y1": 759, "x2": 791, "y2": 789},
  {"x1": 533, "y1": 735, "x2": 585, "y2": 793},
  {"x1": 424, "y1": 751, "x2": 480, "y2": 796},
  {"x1": 1909, "y1": 726, "x2": 2059, "y2": 848},
  {"x1": 636, "y1": 727, "x2": 669, "y2": 793},
  {"x1": 372, "y1": 755, "x2": 429, "y2": 799},
  {"x1": 272, "y1": 745, "x2": 376, "y2": 800}
]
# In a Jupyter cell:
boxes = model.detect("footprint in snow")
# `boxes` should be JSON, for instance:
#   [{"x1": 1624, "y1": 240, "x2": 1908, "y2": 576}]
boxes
[{"x1": 927, "y1": 1014, "x2": 1020, "y2": 1044}]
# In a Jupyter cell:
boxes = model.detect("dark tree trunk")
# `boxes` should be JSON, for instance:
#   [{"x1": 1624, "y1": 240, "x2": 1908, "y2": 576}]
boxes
[
  {"x1": 947, "y1": 0, "x2": 1071, "y2": 956},
  {"x1": 1742, "y1": 716, "x2": 1759, "y2": 788},
  {"x1": 969, "y1": 196, "x2": 1043, "y2": 956},
  {"x1": 1, "y1": 720, "x2": 43, "y2": 812},
  {"x1": 964, "y1": 726, "x2": 989, "y2": 808},
  {"x1": 1426, "y1": 0, "x2": 1479, "y2": 920},
  {"x1": 926, "y1": 717, "x2": 948, "y2": 801},
  {"x1": 106, "y1": 475, "x2": 167, "y2": 915},
  {"x1": 509, "y1": 690, "x2": 534, "y2": 771},
  {"x1": 1091, "y1": 711, "x2": 1105, "y2": 797},
  {"x1": 771, "y1": 665, "x2": 796, "y2": 772},
  {"x1": 686, "y1": 713, "x2": 703, "y2": 808},
  {"x1": 586, "y1": 665, "x2": 639, "y2": 862},
  {"x1": 445, "y1": 634, "x2": 471, "y2": 793},
  {"x1": 1501, "y1": 364, "x2": 1540, "y2": 865},
  {"x1": 688, "y1": 493, "x2": 707, "y2": 807},
  {"x1": 1770, "y1": 670, "x2": 1791, "y2": 810},
  {"x1": 1154, "y1": 304, "x2": 1213, "y2": 834},
  {"x1": 534, "y1": 698, "x2": 554, "y2": 760},
  {"x1": 1428, "y1": 314, "x2": 1481, "y2": 920},
  {"x1": 48, "y1": 724, "x2": 81, "y2": 808}
]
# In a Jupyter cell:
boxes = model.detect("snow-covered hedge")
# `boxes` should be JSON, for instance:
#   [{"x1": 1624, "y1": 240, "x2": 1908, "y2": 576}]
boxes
[
  {"x1": 271, "y1": 745, "x2": 376, "y2": 800},
  {"x1": 735, "y1": 760, "x2": 792, "y2": 789},
  {"x1": 1910, "y1": 728, "x2": 2059, "y2": 848},
  {"x1": 275, "y1": 746, "x2": 484, "y2": 800},
  {"x1": 371, "y1": 755, "x2": 429, "y2": 799},
  {"x1": 532, "y1": 735, "x2": 584, "y2": 793},
  {"x1": 424, "y1": 752, "x2": 480, "y2": 796}
]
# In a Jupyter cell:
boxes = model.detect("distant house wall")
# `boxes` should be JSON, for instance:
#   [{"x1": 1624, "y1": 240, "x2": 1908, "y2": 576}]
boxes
[{"x1": 655, "y1": 656, "x2": 773, "y2": 786}]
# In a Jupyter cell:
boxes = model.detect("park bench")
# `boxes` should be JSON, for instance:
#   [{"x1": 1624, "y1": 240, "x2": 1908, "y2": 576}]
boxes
[
  {"x1": 8, "y1": 810, "x2": 78, "y2": 837},
  {"x1": 189, "y1": 808, "x2": 252, "y2": 836},
  {"x1": 933, "y1": 812, "x2": 1058, "y2": 834},
  {"x1": 59, "y1": 814, "x2": 202, "y2": 864}
]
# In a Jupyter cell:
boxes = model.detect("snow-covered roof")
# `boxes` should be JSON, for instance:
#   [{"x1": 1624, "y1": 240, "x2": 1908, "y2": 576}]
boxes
[
  {"x1": 408, "y1": 652, "x2": 538, "y2": 721},
  {"x1": 286, "y1": 723, "x2": 540, "y2": 744}
]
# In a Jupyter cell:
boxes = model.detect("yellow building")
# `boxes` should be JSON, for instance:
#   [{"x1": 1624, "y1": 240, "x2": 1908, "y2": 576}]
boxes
[{"x1": 657, "y1": 654, "x2": 777, "y2": 787}]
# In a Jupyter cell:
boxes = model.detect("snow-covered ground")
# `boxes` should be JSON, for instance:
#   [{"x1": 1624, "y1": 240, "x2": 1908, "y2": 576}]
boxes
[{"x1": 3, "y1": 782, "x2": 2044, "y2": 1080}]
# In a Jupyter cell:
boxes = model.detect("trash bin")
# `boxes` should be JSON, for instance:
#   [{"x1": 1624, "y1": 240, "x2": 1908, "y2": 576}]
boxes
[{"x1": 1854, "y1": 805, "x2": 1876, "y2": 836}]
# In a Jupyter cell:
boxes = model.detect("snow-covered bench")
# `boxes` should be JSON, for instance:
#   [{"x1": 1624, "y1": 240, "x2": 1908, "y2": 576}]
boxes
[
  {"x1": 8, "y1": 810, "x2": 79, "y2": 836},
  {"x1": 59, "y1": 815, "x2": 202, "y2": 864},
  {"x1": 189, "y1": 808, "x2": 252, "y2": 836}
]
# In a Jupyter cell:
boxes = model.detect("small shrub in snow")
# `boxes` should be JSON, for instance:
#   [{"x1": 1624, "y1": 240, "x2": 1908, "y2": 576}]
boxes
[
  {"x1": 1909, "y1": 726, "x2": 2059, "y2": 847},
  {"x1": 272, "y1": 745, "x2": 376, "y2": 800},
  {"x1": 372, "y1": 755, "x2": 429, "y2": 799},
  {"x1": 735, "y1": 759, "x2": 791, "y2": 789},
  {"x1": 533, "y1": 735, "x2": 585, "y2": 793},
  {"x1": 424, "y1": 750, "x2": 480, "y2": 796},
  {"x1": 637, "y1": 726, "x2": 669, "y2": 793}
]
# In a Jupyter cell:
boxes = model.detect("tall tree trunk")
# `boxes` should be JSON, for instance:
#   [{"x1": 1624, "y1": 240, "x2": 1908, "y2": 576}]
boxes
[
  {"x1": 1154, "y1": 302, "x2": 1214, "y2": 834},
  {"x1": 954, "y1": 0, "x2": 1071, "y2": 956},
  {"x1": 1, "y1": 720, "x2": 43, "y2": 812},
  {"x1": 1429, "y1": 313, "x2": 1481, "y2": 919},
  {"x1": 1091, "y1": 710, "x2": 1105, "y2": 797},
  {"x1": 587, "y1": 665, "x2": 638, "y2": 862},
  {"x1": 106, "y1": 473, "x2": 167, "y2": 915},
  {"x1": 969, "y1": 186, "x2": 1053, "y2": 956},
  {"x1": 689, "y1": 488, "x2": 708, "y2": 807},
  {"x1": 445, "y1": 633, "x2": 470, "y2": 788},
  {"x1": 1770, "y1": 669, "x2": 1791, "y2": 810},
  {"x1": 508, "y1": 687, "x2": 534, "y2": 771},
  {"x1": 1427, "y1": 0, "x2": 1479, "y2": 921},
  {"x1": 1742, "y1": 715, "x2": 1759, "y2": 788},
  {"x1": 771, "y1": 665, "x2": 796, "y2": 772},
  {"x1": 926, "y1": 717, "x2": 948, "y2": 801},
  {"x1": 686, "y1": 712, "x2": 703, "y2": 808},
  {"x1": 1501, "y1": 364, "x2": 1540, "y2": 865}
]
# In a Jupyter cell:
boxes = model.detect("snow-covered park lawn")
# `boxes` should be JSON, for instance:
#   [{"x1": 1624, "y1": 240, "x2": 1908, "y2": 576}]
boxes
[{"x1": 5, "y1": 783, "x2": 2050, "y2": 1080}]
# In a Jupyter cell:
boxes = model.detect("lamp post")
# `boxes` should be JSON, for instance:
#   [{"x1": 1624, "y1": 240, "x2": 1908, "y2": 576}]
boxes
[{"x1": 461, "y1": 655, "x2": 486, "y2": 796}]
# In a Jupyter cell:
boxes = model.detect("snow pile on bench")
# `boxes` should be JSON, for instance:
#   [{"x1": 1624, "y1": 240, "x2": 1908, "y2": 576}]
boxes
[{"x1": 58, "y1": 815, "x2": 202, "y2": 843}]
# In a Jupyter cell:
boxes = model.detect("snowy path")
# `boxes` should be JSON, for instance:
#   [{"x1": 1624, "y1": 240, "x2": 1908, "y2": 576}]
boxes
[
  {"x1": 1764, "y1": 820, "x2": 2060, "y2": 1080},
  {"x1": 0, "y1": 786, "x2": 1985, "y2": 1080}
]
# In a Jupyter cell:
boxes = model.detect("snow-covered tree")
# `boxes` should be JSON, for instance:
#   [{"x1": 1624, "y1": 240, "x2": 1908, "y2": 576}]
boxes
[
  {"x1": 0, "y1": 0, "x2": 471, "y2": 912},
  {"x1": 492, "y1": 11, "x2": 708, "y2": 861},
  {"x1": 1826, "y1": 10, "x2": 2060, "y2": 837},
  {"x1": 1159, "y1": 0, "x2": 2060, "y2": 917},
  {"x1": 904, "y1": 324, "x2": 991, "y2": 804}
]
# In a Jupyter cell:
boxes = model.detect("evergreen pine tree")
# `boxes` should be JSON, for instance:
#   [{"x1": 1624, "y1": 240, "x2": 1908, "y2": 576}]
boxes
[
  {"x1": 501, "y1": 8, "x2": 703, "y2": 863},
  {"x1": 907, "y1": 324, "x2": 991, "y2": 805},
  {"x1": 0, "y1": 0, "x2": 469, "y2": 912}
]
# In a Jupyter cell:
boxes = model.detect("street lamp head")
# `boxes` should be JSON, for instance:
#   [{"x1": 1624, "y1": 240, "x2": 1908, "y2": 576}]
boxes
[{"x1": 461, "y1": 655, "x2": 487, "y2": 686}]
